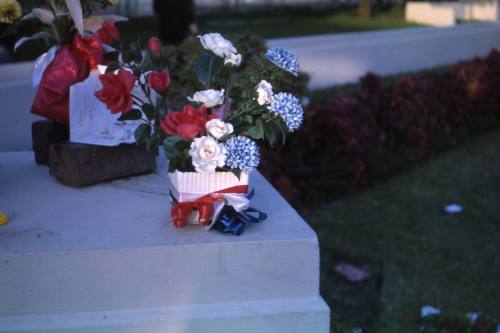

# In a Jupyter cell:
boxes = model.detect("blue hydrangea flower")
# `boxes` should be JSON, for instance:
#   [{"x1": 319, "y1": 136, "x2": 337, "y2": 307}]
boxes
[
  {"x1": 268, "y1": 92, "x2": 304, "y2": 132},
  {"x1": 265, "y1": 47, "x2": 300, "y2": 76},
  {"x1": 224, "y1": 136, "x2": 260, "y2": 173}
]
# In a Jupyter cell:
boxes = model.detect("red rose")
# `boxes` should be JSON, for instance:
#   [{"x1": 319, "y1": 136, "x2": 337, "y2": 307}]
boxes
[
  {"x1": 160, "y1": 105, "x2": 215, "y2": 139},
  {"x1": 148, "y1": 37, "x2": 161, "y2": 54},
  {"x1": 147, "y1": 69, "x2": 170, "y2": 95},
  {"x1": 95, "y1": 69, "x2": 136, "y2": 114},
  {"x1": 95, "y1": 21, "x2": 119, "y2": 44}
]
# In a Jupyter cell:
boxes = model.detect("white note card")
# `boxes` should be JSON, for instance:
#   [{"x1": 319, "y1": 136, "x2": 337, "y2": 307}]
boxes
[{"x1": 69, "y1": 70, "x2": 141, "y2": 147}]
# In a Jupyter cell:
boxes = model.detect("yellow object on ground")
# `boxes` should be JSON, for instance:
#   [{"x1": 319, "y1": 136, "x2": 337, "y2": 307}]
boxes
[{"x1": 0, "y1": 212, "x2": 8, "y2": 225}]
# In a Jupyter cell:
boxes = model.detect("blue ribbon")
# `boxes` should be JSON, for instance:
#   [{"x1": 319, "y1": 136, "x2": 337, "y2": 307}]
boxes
[
  {"x1": 212, "y1": 189, "x2": 267, "y2": 236},
  {"x1": 213, "y1": 206, "x2": 267, "y2": 236}
]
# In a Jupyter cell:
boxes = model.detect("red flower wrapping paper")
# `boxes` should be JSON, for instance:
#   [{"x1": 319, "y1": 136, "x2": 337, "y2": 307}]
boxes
[{"x1": 30, "y1": 35, "x2": 103, "y2": 124}]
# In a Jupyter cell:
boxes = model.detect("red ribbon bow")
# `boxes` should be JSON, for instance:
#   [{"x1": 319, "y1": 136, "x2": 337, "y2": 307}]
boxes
[{"x1": 171, "y1": 185, "x2": 248, "y2": 228}]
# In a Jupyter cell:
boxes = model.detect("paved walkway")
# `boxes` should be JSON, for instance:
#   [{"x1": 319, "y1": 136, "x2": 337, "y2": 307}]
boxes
[{"x1": 268, "y1": 22, "x2": 500, "y2": 89}]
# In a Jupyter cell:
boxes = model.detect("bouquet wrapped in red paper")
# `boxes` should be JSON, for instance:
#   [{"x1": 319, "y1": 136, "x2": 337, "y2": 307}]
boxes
[{"x1": 7, "y1": 0, "x2": 122, "y2": 124}]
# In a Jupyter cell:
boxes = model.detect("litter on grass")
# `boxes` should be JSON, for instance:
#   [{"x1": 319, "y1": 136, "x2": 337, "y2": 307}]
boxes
[
  {"x1": 334, "y1": 263, "x2": 369, "y2": 282},
  {"x1": 421, "y1": 305, "x2": 441, "y2": 318},
  {"x1": 444, "y1": 203, "x2": 463, "y2": 214}
]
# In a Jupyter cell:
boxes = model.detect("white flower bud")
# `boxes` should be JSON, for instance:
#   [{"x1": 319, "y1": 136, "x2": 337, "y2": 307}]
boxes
[
  {"x1": 188, "y1": 89, "x2": 225, "y2": 108},
  {"x1": 206, "y1": 119, "x2": 234, "y2": 139},
  {"x1": 255, "y1": 80, "x2": 274, "y2": 106}
]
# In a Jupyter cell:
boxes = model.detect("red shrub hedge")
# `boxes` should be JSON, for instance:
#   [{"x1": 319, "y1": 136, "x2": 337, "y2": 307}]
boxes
[{"x1": 259, "y1": 50, "x2": 500, "y2": 207}]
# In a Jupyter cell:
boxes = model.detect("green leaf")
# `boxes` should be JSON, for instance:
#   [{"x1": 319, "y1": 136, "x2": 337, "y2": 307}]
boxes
[
  {"x1": 249, "y1": 119, "x2": 264, "y2": 140},
  {"x1": 231, "y1": 169, "x2": 242, "y2": 180},
  {"x1": 14, "y1": 32, "x2": 54, "y2": 51},
  {"x1": 105, "y1": 61, "x2": 121, "y2": 73},
  {"x1": 245, "y1": 115, "x2": 254, "y2": 125},
  {"x1": 65, "y1": 0, "x2": 84, "y2": 34},
  {"x1": 146, "y1": 131, "x2": 164, "y2": 151},
  {"x1": 134, "y1": 124, "x2": 151, "y2": 144},
  {"x1": 163, "y1": 135, "x2": 183, "y2": 157},
  {"x1": 264, "y1": 123, "x2": 278, "y2": 147},
  {"x1": 276, "y1": 119, "x2": 288, "y2": 145},
  {"x1": 175, "y1": 139, "x2": 191, "y2": 151},
  {"x1": 195, "y1": 51, "x2": 224, "y2": 87},
  {"x1": 118, "y1": 109, "x2": 142, "y2": 121},
  {"x1": 142, "y1": 103, "x2": 156, "y2": 121}
]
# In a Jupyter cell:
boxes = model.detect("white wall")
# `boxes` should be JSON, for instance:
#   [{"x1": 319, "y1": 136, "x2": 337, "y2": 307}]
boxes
[
  {"x1": 406, "y1": 1, "x2": 500, "y2": 26},
  {"x1": 406, "y1": 2, "x2": 455, "y2": 26}
]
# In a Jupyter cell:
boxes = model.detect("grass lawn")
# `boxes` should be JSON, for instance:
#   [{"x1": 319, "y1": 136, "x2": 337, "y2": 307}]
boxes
[
  {"x1": 303, "y1": 129, "x2": 500, "y2": 332},
  {"x1": 198, "y1": 6, "x2": 420, "y2": 39},
  {"x1": 117, "y1": 6, "x2": 420, "y2": 43}
]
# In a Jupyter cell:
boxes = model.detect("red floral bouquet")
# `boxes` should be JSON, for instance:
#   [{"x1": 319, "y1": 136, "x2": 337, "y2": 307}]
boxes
[{"x1": 6, "y1": 0, "x2": 122, "y2": 124}]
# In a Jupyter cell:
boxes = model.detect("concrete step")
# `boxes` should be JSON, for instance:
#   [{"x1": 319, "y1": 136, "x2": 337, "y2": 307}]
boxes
[
  {"x1": 0, "y1": 297, "x2": 329, "y2": 333},
  {"x1": 0, "y1": 151, "x2": 330, "y2": 331}
]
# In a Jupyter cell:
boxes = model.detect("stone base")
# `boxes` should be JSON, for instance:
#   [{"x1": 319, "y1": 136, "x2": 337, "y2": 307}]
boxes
[
  {"x1": 0, "y1": 298, "x2": 328, "y2": 333},
  {"x1": 31, "y1": 120, "x2": 69, "y2": 165},
  {"x1": 0, "y1": 151, "x2": 330, "y2": 332},
  {"x1": 48, "y1": 142, "x2": 157, "y2": 187}
]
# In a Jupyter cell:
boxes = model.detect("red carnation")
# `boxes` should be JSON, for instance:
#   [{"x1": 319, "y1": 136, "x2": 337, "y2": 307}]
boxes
[
  {"x1": 148, "y1": 37, "x2": 161, "y2": 54},
  {"x1": 147, "y1": 69, "x2": 170, "y2": 95},
  {"x1": 95, "y1": 69, "x2": 136, "y2": 114},
  {"x1": 160, "y1": 105, "x2": 215, "y2": 139},
  {"x1": 95, "y1": 21, "x2": 119, "y2": 45}
]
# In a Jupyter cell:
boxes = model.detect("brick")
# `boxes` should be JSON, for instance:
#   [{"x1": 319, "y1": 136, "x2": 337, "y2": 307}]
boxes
[
  {"x1": 31, "y1": 120, "x2": 69, "y2": 165},
  {"x1": 48, "y1": 142, "x2": 157, "y2": 187}
]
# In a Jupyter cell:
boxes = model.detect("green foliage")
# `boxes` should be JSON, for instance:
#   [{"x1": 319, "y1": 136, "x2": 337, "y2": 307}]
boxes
[
  {"x1": 155, "y1": 33, "x2": 308, "y2": 173},
  {"x1": 118, "y1": 109, "x2": 142, "y2": 121},
  {"x1": 163, "y1": 136, "x2": 193, "y2": 172},
  {"x1": 141, "y1": 103, "x2": 156, "y2": 121},
  {"x1": 134, "y1": 123, "x2": 151, "y2": 144},
  {"x1": 195, "y1": 51, "x2": 224, "y2": 87},
  {"x1": 197, "y1": 5, "x2": 420, "y2": 39},
  {"x1": 158, "y1": 34, "x2": 309, "y2": 111}
]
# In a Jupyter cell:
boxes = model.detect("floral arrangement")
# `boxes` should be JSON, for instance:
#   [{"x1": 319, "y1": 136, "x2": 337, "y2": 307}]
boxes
[
  {"x1": 6, "y1": 0, "x2": 305, "y2": 234},
  {"x1": 4, "y1": 0, "x2": 121, "y2": 123},
  {"x1": 95, "y1": 32, "x2": 305, "y2": 234},
  {"x1": 96, "y1": 33, "x2": 304, "y2": 175}
]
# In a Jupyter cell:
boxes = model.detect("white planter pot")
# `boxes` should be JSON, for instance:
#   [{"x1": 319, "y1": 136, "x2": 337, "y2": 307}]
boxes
[{"x1": 168, "y1": 171, "x2": 249, "y2": 225}]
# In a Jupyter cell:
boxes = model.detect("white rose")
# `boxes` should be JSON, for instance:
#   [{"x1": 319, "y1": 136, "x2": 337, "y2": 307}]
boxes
[
  {"x1": 198, "y1": 33, "x2": 242, "y2": 67},
  {"x1": 198, "y1": 33, "x2": 237, "y2": 58},
  {"x1": 206, "y1": 119, "x2": 234, "y2": 139},
  {"x1": 224, "y1": 53, "x2": 242, "y2": 66},
  {"x1": 188, "y1": 89, "x2": 225, "y2": 108},
  {"x1": 255, "y1": 80, "x2": 274, "y2": 106},
  {"x1": 189, "y1": 136, "x2": 227, "y2": 173}
]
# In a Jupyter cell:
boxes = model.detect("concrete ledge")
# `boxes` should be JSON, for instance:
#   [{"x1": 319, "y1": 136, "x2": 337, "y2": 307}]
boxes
[
  {"x1": 0, "y1": 151, "x2": 330, "y2": 332},
  {"x1": 268, "y1": 22, "x2": 500, "y2": 89},
  {"x1": 0, "y1": 61, "x2": 40, "y2": 151},
  {"x1": 0, "y1": 297, "x2": 329, "y2": 333}
]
